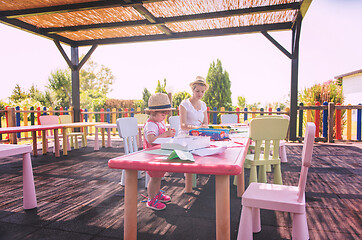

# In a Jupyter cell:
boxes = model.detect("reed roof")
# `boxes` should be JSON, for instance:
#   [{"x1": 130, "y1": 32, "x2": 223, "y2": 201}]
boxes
[{"x1": 0, "y1": 0, "x2": 311, "y2": 46}]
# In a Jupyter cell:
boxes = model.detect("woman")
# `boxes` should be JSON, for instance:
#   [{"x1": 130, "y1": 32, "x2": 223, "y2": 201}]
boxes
[{"x1": 179, "y1": 76, "x2": 209, "y2": 134}]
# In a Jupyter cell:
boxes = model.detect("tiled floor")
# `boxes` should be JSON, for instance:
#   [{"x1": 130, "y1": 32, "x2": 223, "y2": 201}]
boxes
[{"x1": 0, "y1": 139, "x2": 361, "y2": 240}]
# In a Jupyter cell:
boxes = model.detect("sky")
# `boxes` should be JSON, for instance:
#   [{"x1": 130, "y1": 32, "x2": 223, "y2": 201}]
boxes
[{"x1": 0, "y1": 0, "x2": 361, "y2": 107}]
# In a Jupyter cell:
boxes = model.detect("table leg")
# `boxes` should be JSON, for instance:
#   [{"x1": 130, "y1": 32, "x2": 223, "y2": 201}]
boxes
[
  {"x1": 31, "y1": 131, "x2": 37, "y2": 156},
  {"x1": 124, "y1": 170, "x2": 138, "y2": 240},
  {"x1": 54, "y1": 129, "x2": 60, "y2": 157},
  {"x1": 107, "y1": 128, "x2": 111, "y2": 148},
  {"x1": 41, "y1": 130, "x2": 47, "y2": 155},
  {"x1": 83, "y1": 127, "x2": 87, "y2": 147},
  {"x1": 22, "y1": 152, "x2": 37, "y2": 209},
  {"x1": 185, "y1": 173, "x2": 193, "y2": 193},
  {"x1": 236, "y1": 168, "x2": 245, "y2": 197},
  {"x1": 215, "y1": 175, "x2": 230, "y2": 240},
  {"x1": 94, "y1": 127, "x2": 99, "y2": 151},
  {"x1": 101, "y1": 129, "x2": 105, "y2": 148},
  {"x1": 138, "y1": 128, "x2": 142, "y2": 148},
  {"x1": 63, "y1": 129, "x2": 68, "y2": 156}
]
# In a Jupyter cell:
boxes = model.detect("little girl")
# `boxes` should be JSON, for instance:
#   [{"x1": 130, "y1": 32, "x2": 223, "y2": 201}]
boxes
[{"x1": 144, "y1": 93, "x2": 176, "y2": 210}]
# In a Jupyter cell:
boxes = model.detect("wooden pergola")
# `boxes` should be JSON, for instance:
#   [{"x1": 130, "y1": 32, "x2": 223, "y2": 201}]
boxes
[{"x1": 0, "y1": 0, "x2": 313, "y2": 141}]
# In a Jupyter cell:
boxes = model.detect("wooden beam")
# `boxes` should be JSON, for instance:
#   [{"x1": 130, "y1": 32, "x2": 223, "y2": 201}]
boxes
[
  {"x1": 261, "y1": 31, "x2": 292, "y2": 59},
  {"x1": 300, "y1": 0, "x2": 313, "y2": 18},
  {"x1": 132, "y1": 4, "x2": 173, "y2": 35},
  {"x1": 43, "y1": 2, "x2": 300, "y2": 33},
  {"x1": 77, "y1": 45, "x2": 98, "y2": 70},
  {"x1": 0, "y1": 17, "x2": 74, "y2": 45},
  {"x1": 54, "y1": 40, "x2": 75, "y2": 70},
  {"x1": 74, "y1": 22, "x2": 293, "y2": 46},
  {"x1": 0, "y1": 0, "x2": 155, "y2": 18}
]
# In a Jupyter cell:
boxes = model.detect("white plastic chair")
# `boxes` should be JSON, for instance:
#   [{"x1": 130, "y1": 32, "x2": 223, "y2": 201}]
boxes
[
  {"x1": 117, "y1": 117, "x2": 149, "y2": 188},
  {"x1": 221, "y1": 114, "x2": 238, "y2": 124},
  {"x1": 237, "y1": 122, "x2": 315, "y2": 240},
  {"x1": 169, "y1": 116, "x2": 180, "y2": 136}
]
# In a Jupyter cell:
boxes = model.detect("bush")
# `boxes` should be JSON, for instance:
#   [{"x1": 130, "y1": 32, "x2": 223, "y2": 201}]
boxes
[{"x1": 299, "y1": 80, "x2": 345, "y2": 138}]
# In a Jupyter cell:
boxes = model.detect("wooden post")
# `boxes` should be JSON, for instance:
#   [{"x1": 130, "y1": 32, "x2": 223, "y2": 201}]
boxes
[
  {"x1": 8, "y1": 107, "x2": 17, "y2": 144},
  {"x1": 298, "y1": 103, "x2": 304, "y2": 138},
  {"x1": 335, "y1": 103, "x2": 342, "y2": 140},
  {"x1": 24, "y1": 106, "x2": 29, "y2": 138},
  {"x1": 252, "y1": 107, "x2": 256, "y2": 119},
  {"x1": 315, "y1": 102, "x2": 320, "y2": 138},
  {"x1": 328, "y1": 102, "x2": 335, "y2": 143},
  {"x1": 112, "y1": 108, "x2": 117, "y2": 135},
  {"x1": 306, "y1": 103, "x2": 312, "y2": 123},
  {"x1": 347, "y1": 104, "x2": 352, "y2": 140}
]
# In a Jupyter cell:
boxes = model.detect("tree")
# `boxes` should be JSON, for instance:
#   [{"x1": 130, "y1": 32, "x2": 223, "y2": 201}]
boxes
[
  {"x1": 79, "y1": 59, "x2": 114, "y2": 95},
  {"x1": 155, "y1": 78, "x2": 167, "y2": 93},
  {"x1": 237, "y1": 96, "x2": 246, "y2": 108},
  {"x1": 46, "y1": 58, "x2": 115, "y2": 109},
  {"x1": 142, "y1": 88, "x2": 151, "y2": 107},
  {"x1": 203, "y1": 59, "x2": 232, "y2": 109},
  {"x1": 47, "y1": 69, "x2": 72, "y2": 107},
  {"x1": 9, "y1": 84, "x2": 27, "y2": 103},
  {"x1": 172, "y1": 91, "x2": 191, "y2": 114},
  {"x1": 80, "y1": 89, "x2": 106, "y2": 110},
  {"x1": 299, "y1": 79, "x2": 345, "y2": 137}
]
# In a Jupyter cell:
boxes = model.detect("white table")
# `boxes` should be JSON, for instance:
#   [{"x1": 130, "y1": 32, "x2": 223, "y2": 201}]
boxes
[
  {"x1": 93, "y1": 123, "x2": 170, "y2": 151},
  {"x1": 0, "y1": 144, "x2": 37, "y2": 209}
]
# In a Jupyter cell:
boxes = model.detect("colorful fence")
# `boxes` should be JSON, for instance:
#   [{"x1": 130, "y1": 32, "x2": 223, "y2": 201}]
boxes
[{"x1": 1, "y1": 103, "x2": 361, "y2": 143}]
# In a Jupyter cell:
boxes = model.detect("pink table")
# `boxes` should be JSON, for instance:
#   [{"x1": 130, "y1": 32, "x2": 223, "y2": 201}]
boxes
[
  {"x1": 108, "y1": 137, "x2": 249, "y2": 240},
  {"x1": 0, "y1": 125, "x2": 62, "y2": 157},
  {"x1": 0, "y1": 144, "x2": 37, "y2": 209}
]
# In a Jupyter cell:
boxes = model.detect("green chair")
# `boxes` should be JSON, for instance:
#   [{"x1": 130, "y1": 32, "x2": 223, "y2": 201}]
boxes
[{"x1": 245, "y1": 117, "x2": 289, "y2": 185}]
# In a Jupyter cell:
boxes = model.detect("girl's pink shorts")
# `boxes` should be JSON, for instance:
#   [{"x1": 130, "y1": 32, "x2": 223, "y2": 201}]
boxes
[{"x1": 147, "y1": 171, "x2": 165, "y2": 178}]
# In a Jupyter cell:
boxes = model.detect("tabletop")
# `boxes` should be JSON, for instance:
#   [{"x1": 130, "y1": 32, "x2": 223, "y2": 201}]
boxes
[
  {"x1": 0, "y1": 124, "x2": 62, "y2": 133},
  {"x1": 108, "y1": 137, "x2": 249, "y2": 175}
]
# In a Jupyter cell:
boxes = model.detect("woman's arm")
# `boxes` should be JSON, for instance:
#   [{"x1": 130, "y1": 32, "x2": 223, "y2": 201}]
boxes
[
  {"x1": 180, "y1": 105, "x2": 200, "y2": 131},
  {"x1": 201, "y1": 110, "x2": 209, "y2": 128}
]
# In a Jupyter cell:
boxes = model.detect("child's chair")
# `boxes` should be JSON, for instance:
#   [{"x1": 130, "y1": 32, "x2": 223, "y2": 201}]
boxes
[
  {"x1": 134, "y1": 114, "x2": 148, "y2": 124},
  {"x1": 116, "y1": 117, "x2": 148, "y2": 188},
  {"x1": 59, "y1": 115, "x2": 86, "y2": 149},
  {"x1": 255, "y1": 114, "x2": 290, "y2": 163},
  {"x1": 246, "y1": 117, "x2": 289, "y2": 185},
  {"x1": 221, "y1": 114, "x2": 238, "y2": 124},
  {"x1": 168, "y1": 116, "x2": 180, "y2": 136},
  {"x1": 237, "y1": 122, "x2": 315, "y2": 240},
  {"x1": 39, "y1": 115, "x2": 70, "y2": 152}
]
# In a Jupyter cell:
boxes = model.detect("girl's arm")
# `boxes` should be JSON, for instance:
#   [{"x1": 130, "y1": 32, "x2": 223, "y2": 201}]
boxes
[{"x1": 146, "y1": 129, "x2": 176, "y2": 144}]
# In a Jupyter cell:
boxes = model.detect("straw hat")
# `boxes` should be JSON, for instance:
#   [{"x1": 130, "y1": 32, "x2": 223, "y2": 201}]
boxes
[
  {"x1": 145, "y1": 93, "x2": 175, "y2": 112},
  {"x1": 189, "y1": 76, "x2": 209, "y2": 90}
]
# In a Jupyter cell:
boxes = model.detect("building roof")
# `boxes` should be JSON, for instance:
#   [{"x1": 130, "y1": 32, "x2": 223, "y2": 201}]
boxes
[
  {"x1": 335, "y1": 69, "x2": 362, "y2": 79},
  {"x1": 0, "y1": 0, "x2": 311, "y2": 47}
]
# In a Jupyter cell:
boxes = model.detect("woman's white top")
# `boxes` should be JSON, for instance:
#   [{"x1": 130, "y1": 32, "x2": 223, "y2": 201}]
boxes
[{"x1": 179, "y1": 98, "x2": 207, "y2": 133}]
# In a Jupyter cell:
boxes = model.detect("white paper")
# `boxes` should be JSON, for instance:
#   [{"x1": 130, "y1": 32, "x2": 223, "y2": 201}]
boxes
[
  {"x1": 191, "y1": 146, "x2": 227, "y2": 156},
  {"x1": 153, "y1": 137, "x2": 174, "y2": 144},
  {"x1": 160, "y1": 136, "x2": 210, "y2": 151}
]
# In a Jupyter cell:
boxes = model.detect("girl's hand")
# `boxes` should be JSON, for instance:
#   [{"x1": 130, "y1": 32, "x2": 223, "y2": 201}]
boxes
[{"x1": 165, "y1": 128, "x2": 176, "y2": 137}]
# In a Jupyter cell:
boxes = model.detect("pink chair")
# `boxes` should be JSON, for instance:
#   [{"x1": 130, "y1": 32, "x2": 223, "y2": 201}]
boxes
[
  {"x1": 39, "y1": 115, "x2": 70, "y2": 152},
  {"x1": 237, "y1": 122, "x2": 315, "y2": 240}
]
